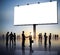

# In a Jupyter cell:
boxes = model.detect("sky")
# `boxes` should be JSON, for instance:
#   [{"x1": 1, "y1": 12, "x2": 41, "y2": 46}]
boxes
[{"x1": 0, "y1": 0, "x2": 60, "y2": 36}]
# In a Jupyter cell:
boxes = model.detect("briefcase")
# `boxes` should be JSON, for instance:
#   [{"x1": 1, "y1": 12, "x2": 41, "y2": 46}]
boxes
[{"x1": 31, "y1": 40, "x2": 34, "y2": 43}]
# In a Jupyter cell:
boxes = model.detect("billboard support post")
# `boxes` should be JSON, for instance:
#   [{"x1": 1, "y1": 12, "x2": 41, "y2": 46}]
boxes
[{"x1": 33, "y1": 24, "x2": 36, "y2": 39}]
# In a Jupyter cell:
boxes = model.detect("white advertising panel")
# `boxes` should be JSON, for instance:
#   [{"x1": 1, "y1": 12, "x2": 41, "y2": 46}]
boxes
[{"x1": 14, "y1": 1, "x2": 57, "y2": 25}]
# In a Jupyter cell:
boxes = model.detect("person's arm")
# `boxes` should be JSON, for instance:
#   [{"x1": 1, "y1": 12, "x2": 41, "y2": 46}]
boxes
[{"x1": 25, "y1": 36, "x2": 29, "y2": 38}]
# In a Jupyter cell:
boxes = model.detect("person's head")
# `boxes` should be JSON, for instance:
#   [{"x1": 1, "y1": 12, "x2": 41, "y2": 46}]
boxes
[
  {"x1": 11, "y1": 32, "x2": 12, "y2": 34},
  {"x1": 22, "y1": 31, "x2": 24, "y2": 34},
  {"x1": 14, "y1": 33, "x2": 16, "y2": 35},
  {"x1": 50, "y1": 33, "x2": 51, "y2": 35},
  {"x1": 7, "y1": 32, "x2": 9, "y2": 34},
  {"x1": 30, "y1": 32, "x2": 31, "y2": 34},
  {"x1": 57, "y1": 35, "x2": 58, "y2": 37},
  {"x1": 44, "y1": 33, "x2": 46, "y2": 35}
]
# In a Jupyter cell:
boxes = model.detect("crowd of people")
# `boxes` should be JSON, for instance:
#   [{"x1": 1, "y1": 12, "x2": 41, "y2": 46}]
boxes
[
  {"x1": 38, "y1": 33, "x2": 51, "y2": 49},
  {"x1": 6, "y1": 31, "x2": 33, "y2": 51},
  {"x1": 6, "y1": 32, "x2": 16, "y2": 46},
  {"x1": 6, "y1": 31, "x2": 59, "y2": 51}
]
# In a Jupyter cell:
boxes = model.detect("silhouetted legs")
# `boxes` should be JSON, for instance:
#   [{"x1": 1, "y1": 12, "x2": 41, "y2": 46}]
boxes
[
  {"x1": 44, "y1": 33, "x2": 47, "y2": 51},
  {"x1": 44, "y1": 39, "x2": 47, "y2": 51},
  {"x1": 22, "y1": 31, "x2": 25, "y2": 48},
  {"x1": 22, "y1": 40, "x2": 25, "y2": 48},
  {"x1": 49, "y1": 40, "x2": 51, "y2": 51},
  {"x1": 6, "y1": 32, "x2": 9, "y2": 48},
  {"x1": 10, "y1": 32, "x2": 14, "y2": 46},
  {"x1": 38, "y1": 33, "x2": 42, "y2": 44},
  {"x1": 13, "y1": 33, "x2": 16, "y2": 45},
  {"x1": 10, "y1": 39, "x2": 13, "y2": 46},
  {"x1": 49, "y1": 33, "x2": 51, "y2": 50}
]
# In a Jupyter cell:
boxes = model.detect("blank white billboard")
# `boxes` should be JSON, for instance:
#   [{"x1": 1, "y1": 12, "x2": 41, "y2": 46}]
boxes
[{"x1": 14, "y1": 1, "x2": 57, "y2": 25}]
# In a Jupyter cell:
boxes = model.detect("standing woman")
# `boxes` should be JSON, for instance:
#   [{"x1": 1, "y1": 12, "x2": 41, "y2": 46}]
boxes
[
  {"x1": 22, "y1": 31, "x2": 25, "y2": 47},
  {"x1": 6, "y1": 32, "x2": 9, "y2": 46},
  {"x1": 14, "y1": 33, "x2": 16, "y2": 45},
  {"x1": 49, "y1": 33, "x2": 51, "y2": 49},
  {"x1": 29, "y1": 32, "x2": 32, "y2": 47}
]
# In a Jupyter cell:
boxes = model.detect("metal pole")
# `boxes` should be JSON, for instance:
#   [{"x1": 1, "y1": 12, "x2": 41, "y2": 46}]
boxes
[
  {"x1": 50, "y1": 0, "x2": 52, "y2": 2},
  {"x1": 33, "y1": 24, "x2": 36, "y2": 39}
]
